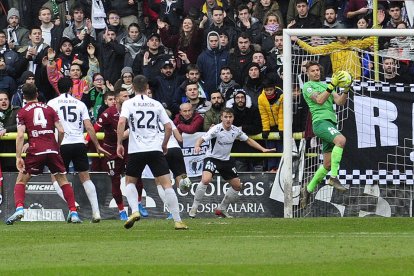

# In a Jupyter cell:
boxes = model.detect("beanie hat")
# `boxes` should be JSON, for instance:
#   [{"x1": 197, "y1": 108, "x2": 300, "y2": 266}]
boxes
[
  {"x1": 121, "y1": 67, "x2": 134, "y2": 76},
  {"x1": 7, "y1": 8, "x2": 20, "y2": 21},
  {"x1": 234, "y1": 88, "x2": 246, "y2": 97}
]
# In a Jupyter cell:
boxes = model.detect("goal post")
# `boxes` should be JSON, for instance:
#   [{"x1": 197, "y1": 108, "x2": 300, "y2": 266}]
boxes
[{"x1": 282, "y1": 28, "x2": 414, "y2": 218}]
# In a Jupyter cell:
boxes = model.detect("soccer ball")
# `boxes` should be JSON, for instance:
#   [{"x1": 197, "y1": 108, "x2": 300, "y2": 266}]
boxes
[{"x1": 335, "y1": 70, "x2": 353, "y2": 88}]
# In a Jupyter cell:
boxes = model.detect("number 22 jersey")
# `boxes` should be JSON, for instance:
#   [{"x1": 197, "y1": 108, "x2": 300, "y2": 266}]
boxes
[{"x1": 120, "y1": 94, "x2": 170, "y2": 153}]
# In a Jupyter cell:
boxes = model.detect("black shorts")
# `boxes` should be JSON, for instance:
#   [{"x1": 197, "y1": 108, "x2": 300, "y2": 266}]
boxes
[
  {"x1": 126, "y1": 151, "x2": 170, "y2": 178},
  {"x1": 202, "y1": 157, "x2": 238, "y2": 180},
  {"x1": 165, "y1": 147, "x2": 187, "y2": 178},
  {"x1": 60, "y1": 143, "x2": 90, "y2": 172}
]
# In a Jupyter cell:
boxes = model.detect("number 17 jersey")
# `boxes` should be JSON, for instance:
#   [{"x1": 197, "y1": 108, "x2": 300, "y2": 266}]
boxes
[{"x1": 120, "y1": 94, "x2": 170, "y2": 153}]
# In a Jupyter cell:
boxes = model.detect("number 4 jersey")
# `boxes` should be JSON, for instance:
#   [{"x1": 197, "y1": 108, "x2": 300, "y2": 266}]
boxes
[
  {"x1": 17, "y1": 102, "x2": 60, "y2": 155},
  {"x1": 120, "y1": 94, "x2": 170, "y2": 153},
  {"x1": 47, "y1": 93, "x2": 90, "y2": 145}
]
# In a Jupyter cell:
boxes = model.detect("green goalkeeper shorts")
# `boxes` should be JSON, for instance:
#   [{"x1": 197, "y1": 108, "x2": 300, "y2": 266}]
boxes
[{"x1": 312, "y1": 119, "x2": 342, "y2": 153}]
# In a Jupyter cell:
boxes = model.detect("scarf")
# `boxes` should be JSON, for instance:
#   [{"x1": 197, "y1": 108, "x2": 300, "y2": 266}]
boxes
[
  {"x1": 6, "y1": 27, "x2": 18, "y2": 45},
  {"x1": 0, "y1": 45, "x2": 6, "y2": 54},
  {"x1": 122, "y1": 83, "x2": 134, "y2": 96},
  {"x1": 28, "y1": 43, "x2": 45, "y2": 73},
  {"x1": 121, "y1": 35, "x2": 146, "y2": 59},
  {"x1": 264, "y1": 24, "x2": 279, "y2": 35},
  {"x1": 90, "y1": 88, "x2": 104, "y2": 119},
  {"x1": 219, "y1": 80, "x2": 236, "y2": 94},
  {"x1": 92, "y1": 0, "x2": 107, "y2": 29}
]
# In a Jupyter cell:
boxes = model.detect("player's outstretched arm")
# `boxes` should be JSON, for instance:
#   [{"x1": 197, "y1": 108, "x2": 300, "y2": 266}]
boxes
[
  {"x1": 15, "y1": 125, "x2": 26, "y2": 173},
  {"x1": 194, "y1": 137, "x2": 205, "y2": 154},
  {"x1": 84, "y1": 119, "x2": 110, "y2": 157},
  {"x1": 116, "y1": 117, "x2": 127, "y2": 159},
  {"x1": 245, "y1": 137, "x2": 275, "y2": 152}
]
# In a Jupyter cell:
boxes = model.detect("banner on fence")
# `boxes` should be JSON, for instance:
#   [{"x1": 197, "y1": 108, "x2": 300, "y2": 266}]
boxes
[{"x1": 0, "y1": 172, "x2": 284, "y2": 221}]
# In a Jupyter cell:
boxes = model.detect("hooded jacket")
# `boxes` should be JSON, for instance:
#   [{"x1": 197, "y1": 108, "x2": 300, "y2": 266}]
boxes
[
  {"x1": 196, "y1": 31, "x2": 229, "y2": 97},
  {"x1": 258, "y1": 86, "x2": 284, "y2": 132}
]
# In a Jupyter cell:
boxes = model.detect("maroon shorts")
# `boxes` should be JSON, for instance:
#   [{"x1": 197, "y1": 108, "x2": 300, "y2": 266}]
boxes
[
  {"x1": 104, "y1": 156, "x2": 126, "y2": 177},
  {"x1": 24, "y1": 153, "x2": 67, "y2": 175}
]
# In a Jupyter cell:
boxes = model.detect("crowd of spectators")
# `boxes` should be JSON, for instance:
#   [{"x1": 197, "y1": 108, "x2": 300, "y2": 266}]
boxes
[{"x1": 0, "y1": 0, "x2": 413, "y2": 172}]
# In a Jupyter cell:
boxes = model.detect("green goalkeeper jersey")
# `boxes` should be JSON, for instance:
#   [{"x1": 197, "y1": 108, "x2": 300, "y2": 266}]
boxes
[{"x1": 302, "y1": 81, "x2": 337, "y2": 124}]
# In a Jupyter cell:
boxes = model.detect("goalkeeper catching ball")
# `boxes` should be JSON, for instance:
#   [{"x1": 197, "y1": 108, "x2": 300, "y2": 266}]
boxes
[{"x1": 302, "y1": 62, "x2": 350, "y2": 193}]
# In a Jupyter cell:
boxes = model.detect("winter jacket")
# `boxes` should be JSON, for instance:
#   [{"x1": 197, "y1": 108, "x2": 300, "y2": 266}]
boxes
[
  {"x1": 287, "y1": 0, "x2": 325, "y2": 24},
  {"x1": 203, "y1": 107, "x2": 221, "y2": 131},
  {"x1": 3, "y1": 25, "x2": 30, "y2": 52},
  {"x1": 99, "y1": 39, "x2": 125, "y2": 85},
  {"x1": 159, "y1": 27, "x2": 204, "y2": 64},
  {"x1": 258, "y1": 87, "x2": 284, "y2": 132},
  {"x1": 133, "y1": 47, "x2": 168, "y2": 77},
  {"x1": 228, "y1": 44, "x2": 259, "y2": 85},
  {"x1": 0, "y1": 70, "x2": 17, "y2": 97},
  {"x1": 173, "y1": 112, "x2": 204, "y2": 134},
  {"x1": 196, "y1": 32, "x2": 229, "y2": 96}
]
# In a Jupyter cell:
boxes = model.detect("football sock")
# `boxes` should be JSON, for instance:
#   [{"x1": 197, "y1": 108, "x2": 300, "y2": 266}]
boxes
[
  {"x1": 111, "y1": 175, "x2": 123, "y2": 208},
  {"x1": 52, "y1": 181, "x2": 66, "y2": 201},
  {"x1": 157, "y1": 185, "x2": 169, "y2": 212},
  {"x1": 330, "y1": 146, "x2": 344, "y2": 178},
  {"x1": 136, "y1": 178, "x2": 143, "y2": 202},
  {"x1": 164, "y1": 188, "x2": 181, "y2": 222},
  {"x1": 14, "y1": 183, "x2": 25, "y2": 208},
  {"x1": 218, "y1": 187, "x2": 239, "y2": 211},
  {"x1": 191, "y1": 183, "x2": 208, "y2": 210},
  {"x1": 307, "y1": 166, "x2": 329, "y2": 193},
  {"x1": 83, "y1": 180, "x2": 100, "y2": 214},
  {"x1": 61, "y1": 183, "x2": 77, "y2": 211},
  {"x1": 125, "y1": 183, "x2": 139, "y2": 213}
]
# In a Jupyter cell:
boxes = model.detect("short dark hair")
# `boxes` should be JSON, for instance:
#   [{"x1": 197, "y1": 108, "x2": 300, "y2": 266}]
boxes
[
  {"x1": 220, "y1": 66, "x2": 232, "y2": 74},
  {"x1": 237, "y1": 4, "x2": 250, "y2": 13},
  {"x1": 325, "y1": 5, "x2": 338, "y2": 13},
  {"x1": 220, "y1": 107, "x2": 234, "y2": 116},
  {"x1": 128, "y1": 23, "x2": 140, "y2": 32},
  {"x1": 296, "y1": 0, "x2": 308, "y2": 6},
  {"x1": 57, "y1": 77, "x2": 72, "y2": 94},
  {"x1": 211, "y1": 6, "x2": 224, "y2": 14},
  {"x1": 30, "y1": 26, "x2": 42, "y2": 34},
  {"x1": 186, "y1": 64, "x2": 199, "y2": 73},
  {"x1": 104, "y1": 90, "x2": 116, "y2": 100},
  {"x1": 133, "y1": 75, "x2": 148, "y2": 93},
  {"x1": 22, "y1": 83, "x2": 38, "y2": 100},
  {"x1": 237, "y1": 32, "x2": 251, "y2": 41},
  {"x1": 0, "y1": 90, "x2": 9, "y2": 98},
  {"x1": 70, "y1": 4, "x2": 84, "y2": 16},
  {"x1": 305, "y1": 60, "x2": 320, "y2": 71}
]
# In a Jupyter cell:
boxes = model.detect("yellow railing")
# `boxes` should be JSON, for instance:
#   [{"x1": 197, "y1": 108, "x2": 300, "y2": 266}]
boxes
[{"x1": 0, "y1": 132, "x2": 316, "y2": 158}]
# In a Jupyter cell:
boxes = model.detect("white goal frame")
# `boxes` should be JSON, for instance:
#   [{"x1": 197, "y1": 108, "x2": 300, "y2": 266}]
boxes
[{"x1": 282, "y1": 28, "x2": 414, "y2": 218}]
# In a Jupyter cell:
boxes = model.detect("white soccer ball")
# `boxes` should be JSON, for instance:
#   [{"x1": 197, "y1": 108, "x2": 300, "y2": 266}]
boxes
[{"x1": 336, "y1": 70, "x2": 353, "y2": 88}]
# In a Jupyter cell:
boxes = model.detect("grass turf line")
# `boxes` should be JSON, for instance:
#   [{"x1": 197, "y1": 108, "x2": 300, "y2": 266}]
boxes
[{"x1": 1, "y1": 218, "x2": 414, "y2": 275}]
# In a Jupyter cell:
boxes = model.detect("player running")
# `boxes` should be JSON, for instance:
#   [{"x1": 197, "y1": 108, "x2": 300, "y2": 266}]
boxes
[
  {"x1": 48, "y1": 78, "x2": 110, "y2": 223},
  {"x1": 302, "y1": 61, "x2": 349, "y2": 193},
  {"x1": 6, "y1": 84, "x2": 80, "y2": 225},
  {"x1": 189, "y1": 107, "x2": 274, "y2": 218}
]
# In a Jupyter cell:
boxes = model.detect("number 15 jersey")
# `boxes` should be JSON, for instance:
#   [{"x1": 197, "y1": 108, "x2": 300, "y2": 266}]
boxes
[
  {"x1": 48, "y1": 93, "x2": 90, "y2": 145},
  {"x1": 120, "y1": 94, "x2": 170, "y2": 153}
]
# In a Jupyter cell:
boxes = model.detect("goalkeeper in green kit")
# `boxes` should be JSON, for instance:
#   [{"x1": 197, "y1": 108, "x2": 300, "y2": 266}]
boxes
[{"x1": 302, "y1": 61, "x2": 349, "y2": 193}]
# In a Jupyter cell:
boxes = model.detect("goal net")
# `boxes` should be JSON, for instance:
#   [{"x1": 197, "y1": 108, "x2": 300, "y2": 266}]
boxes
[{"x1": 279, "y1": 28, "x2": 414, "y2": 218}]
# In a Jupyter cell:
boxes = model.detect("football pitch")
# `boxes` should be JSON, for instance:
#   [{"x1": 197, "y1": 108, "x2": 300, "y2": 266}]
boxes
[{"x1": 1, "y1": 217, "x2": 414, "y2": 275}]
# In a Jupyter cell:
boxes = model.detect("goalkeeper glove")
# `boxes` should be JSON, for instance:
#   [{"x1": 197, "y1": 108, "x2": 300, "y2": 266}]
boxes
[
  {"x1": 262, "y1": 131, "x2": 270, "y2": 139},
  {"x1": 330, "y1": 71, "x2": 345, "y2": 87}
]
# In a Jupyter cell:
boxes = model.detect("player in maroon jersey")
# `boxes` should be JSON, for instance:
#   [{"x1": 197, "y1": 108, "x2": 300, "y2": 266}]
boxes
[
  {"x1": 88, "y1": 87, "x2": 148, "y2": 220},
  {"x1": 6, "y1": 83, "x2": 81, "y2": 225}
]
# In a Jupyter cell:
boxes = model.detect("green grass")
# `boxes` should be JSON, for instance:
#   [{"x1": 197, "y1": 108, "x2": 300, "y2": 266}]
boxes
[{"x1": 1, "y1": 218, "x2": 414, "y2": 275}]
